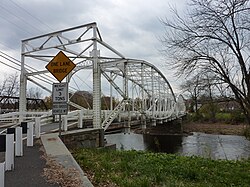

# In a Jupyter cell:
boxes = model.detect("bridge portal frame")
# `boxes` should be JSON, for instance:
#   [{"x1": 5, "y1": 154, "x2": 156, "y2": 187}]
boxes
[
  {"x1": 19, "y1": 22, "x2": 183, "y2": 129},
  {"x1": 19, "y1": 22, "x2": 106, "y2": 128}
]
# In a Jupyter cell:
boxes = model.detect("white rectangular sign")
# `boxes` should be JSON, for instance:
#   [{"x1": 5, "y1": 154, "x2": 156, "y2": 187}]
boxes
[
  {"x1": 52, "y1": 82, "x2": 68, "y2": 115},
  {"x1": 52, "y1": 103, "x2": 68, "y2": 115},
  {"x1": 52, "y1": 82, "x2": 68, "y2": 103}
]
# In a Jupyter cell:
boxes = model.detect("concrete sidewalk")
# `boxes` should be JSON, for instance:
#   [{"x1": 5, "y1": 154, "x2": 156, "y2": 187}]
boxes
[{"x1": 3, "y1": 133, "x2": 93, "y2": 187}]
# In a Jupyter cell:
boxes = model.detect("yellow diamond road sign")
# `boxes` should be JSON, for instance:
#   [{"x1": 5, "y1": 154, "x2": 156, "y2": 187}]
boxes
[{"x1": 46, "y1": 51, "x2": 76, "y2": 82}]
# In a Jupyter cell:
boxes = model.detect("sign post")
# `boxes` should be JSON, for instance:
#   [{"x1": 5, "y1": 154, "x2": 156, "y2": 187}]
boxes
[{"x1": 46, "y1": 51, "x2": 76, "y2": 136}]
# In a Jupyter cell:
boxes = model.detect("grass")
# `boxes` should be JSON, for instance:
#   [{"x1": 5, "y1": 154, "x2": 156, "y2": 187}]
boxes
[
  {"x1": 215, "y1": 113, "x2": 231, "y2": 123},
  {"x1": 187, "y1": 112, "x2": 246, "y2": 124},
  {"x1": 73, "y1": 148, "x2": 250, "y2": 187}
]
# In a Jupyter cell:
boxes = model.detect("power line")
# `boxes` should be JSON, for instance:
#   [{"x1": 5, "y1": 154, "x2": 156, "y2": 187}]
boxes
[
  {"x1": 0, "y1": 13, "x2": 33, "y2": 36},
  {"x1": 0, "y1": 59, "x2": 19, "y2": 71},
  {"x1": 0, "y1": 4, "x2": 42, "y2": 34},
  {"x1": 0, "y1": 50, "x2": 56, "y2": 85},
  {"x1": 0, "y1": 0, "x2": 55, "y2": 53},
  {"x1": 0, "y1": 42, "x2": 18, "y2": 51},
  {"x1": 9, "y1": 0, "x2": 54, "y2": 32}
]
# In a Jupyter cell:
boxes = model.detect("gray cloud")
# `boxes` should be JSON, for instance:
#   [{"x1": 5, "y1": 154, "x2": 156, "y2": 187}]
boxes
[{"x1": 0, "y1": 0, "x2": 187, "y2": 92}]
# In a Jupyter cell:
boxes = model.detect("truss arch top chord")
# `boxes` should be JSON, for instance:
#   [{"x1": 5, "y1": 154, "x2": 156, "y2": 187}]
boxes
[{"x1": 18, "y1": 22, "x2": 184, "y2": 127}]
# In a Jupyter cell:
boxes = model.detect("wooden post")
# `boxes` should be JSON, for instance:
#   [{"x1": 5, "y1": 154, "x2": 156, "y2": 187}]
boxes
[
  {"x1": 15, "y1": 127, "x2": 23, "y2": 156},
  {"x1": 27, "y1": 122, "x2": 34, "y2": 147},
  {"x1": 0, "y1": 162, "x2": 4, "y2": 187},
  {"x1": 78, "y1": 110, "x2": 83, "y2": 128},
  {"x1": 35, "y1": 117, "x2": 41, "y2": 138},
  {"x1": 5, "y1": 134, "x2": 14, "y2": 171}
]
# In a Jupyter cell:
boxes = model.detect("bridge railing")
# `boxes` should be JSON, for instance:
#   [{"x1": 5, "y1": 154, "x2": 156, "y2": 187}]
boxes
[
  {"x1": 61, "y1": 109, "x2": 95, "y2": 131},
  {"x1": 0, "y1": 112, "x2": 20, "y2": 127},
  {"x1": 0, "y1": 111, "x2": 53, "y2": 133}
]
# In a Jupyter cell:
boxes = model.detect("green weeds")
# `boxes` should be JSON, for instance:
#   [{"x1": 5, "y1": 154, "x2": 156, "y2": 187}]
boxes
[{"x1": 73, "y1": 149, "x2": 250, "y2": 187}]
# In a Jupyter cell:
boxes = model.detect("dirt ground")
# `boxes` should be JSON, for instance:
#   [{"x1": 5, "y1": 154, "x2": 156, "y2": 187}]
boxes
[{"x1": 182, "y1": 122, "x2": 248, "y2": 136}]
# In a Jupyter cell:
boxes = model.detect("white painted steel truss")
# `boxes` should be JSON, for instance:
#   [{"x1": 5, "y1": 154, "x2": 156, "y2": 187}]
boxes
[{"x1": 19, "y1": 22, "x2": 186, "y2": 129}]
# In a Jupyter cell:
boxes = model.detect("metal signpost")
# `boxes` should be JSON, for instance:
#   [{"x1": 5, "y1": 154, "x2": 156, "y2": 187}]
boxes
[{"x1": 46, "y1": 51, "x2": 76, "y2": 136}]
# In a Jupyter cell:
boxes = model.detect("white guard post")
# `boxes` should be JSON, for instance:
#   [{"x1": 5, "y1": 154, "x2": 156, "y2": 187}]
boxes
[
  {"x1": 63, "y1": 115, "x2": 68, "y2": 131},
  {"x1": 78, "y1": 110, "x2": 83, "y2": 128},
  {"x1": 27, "y1": 122, "x2": 34, "y2": 147},
  {"x1": 5, "y1": 134, "x2": 14, "y2": 171},
  {"x1": 15, "y1": 127, "x2": 23, "y2": 156},
  {"x1": 0, "y1": 162, "x2": 4, "y2": 187},
  {"x1": 35, "y1": 117, "x2": 41, "y2": 138}
]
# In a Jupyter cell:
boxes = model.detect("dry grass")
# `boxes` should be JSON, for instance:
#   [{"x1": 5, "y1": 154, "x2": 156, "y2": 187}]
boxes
[
  {"x1": 43, "y1": 157, "x2": 82, "y2": 187},
  {"x1": 38, "y1": 140, "x2": 82, "y2": 187},
  {"x1": 183, "y1": 122, "x2": 247, "y2": 135}
]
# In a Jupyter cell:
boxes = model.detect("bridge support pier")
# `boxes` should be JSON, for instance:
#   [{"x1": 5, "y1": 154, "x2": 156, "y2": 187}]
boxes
[
  {"x1": 141, "y1": 124, "x2": 146, "y2": 130},
  {"x1": 151, "y1": 119, "x2": 156, "y2": 127},
  {"x1": 140, "y1": 113, "x2": 147, "y2": 129},
  {"x1": 141, "y1": 119, "x2": 183, "y2": 135},
  {"x1": 124, "y1": 112, "x2": 131, "y2": 134},
  {"x1": 124, "y1": 126, "x2": 131, "y2": 134},
  {"x1": 118, "y1": 114, "x2": 121, "y2": 122},
  {"x1": 61, "y1": 128, "x2": 105, "y2": 149}
]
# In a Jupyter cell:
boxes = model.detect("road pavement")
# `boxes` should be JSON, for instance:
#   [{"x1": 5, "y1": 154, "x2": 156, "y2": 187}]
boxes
[{"x1": 4, "y1": 141, "x2": 58, "y2": 187}]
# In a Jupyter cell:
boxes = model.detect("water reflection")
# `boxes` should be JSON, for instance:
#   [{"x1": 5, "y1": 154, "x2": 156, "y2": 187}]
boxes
[
  {"x1": 180, "y1": 132, "x2": 250, "y2": 160},
  {"x1": 105, "y1": 133, "x2": 146, "y2": 150},
  {"x1": 105, "y1": 132, "x2": 250, "y2": 160}
]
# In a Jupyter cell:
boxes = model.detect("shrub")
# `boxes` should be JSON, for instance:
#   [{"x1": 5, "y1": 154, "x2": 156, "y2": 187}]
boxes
[
  {"x1": 230, "y1": 110, "x2": 246, "y2": 124},
  {"x1": 243, "y1": 126, "x2": 250, "y2": 140},
  {"x1": 186, "y1": 112, "x2": 202, "y2": 122},
  {"x1": 215, "y1": 113, "x2": 231, "y2": 123},
  {"x1": 199, "y1": 103, "x2": 219, "y2": 122}
]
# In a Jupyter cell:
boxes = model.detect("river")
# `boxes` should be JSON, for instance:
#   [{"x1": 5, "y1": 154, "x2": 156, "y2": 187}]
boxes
[{"x1": 105, "y1": 132, "x2": 250, "y2": 160}]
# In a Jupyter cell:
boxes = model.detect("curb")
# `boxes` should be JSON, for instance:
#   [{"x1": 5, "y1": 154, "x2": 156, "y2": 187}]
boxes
[{"x1": 41, "y1": 133, "x2": 94, "y2": 187}]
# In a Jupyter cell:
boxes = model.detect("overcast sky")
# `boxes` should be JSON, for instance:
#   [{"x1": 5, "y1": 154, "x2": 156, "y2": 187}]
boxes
[{"x1": 0, "y1": 0, "x2": 187, "y2": 93}]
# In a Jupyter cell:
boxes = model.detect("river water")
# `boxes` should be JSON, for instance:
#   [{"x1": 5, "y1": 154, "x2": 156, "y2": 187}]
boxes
[{"x1": 105, "y1": 132, "x2": 250, "y2": 160}]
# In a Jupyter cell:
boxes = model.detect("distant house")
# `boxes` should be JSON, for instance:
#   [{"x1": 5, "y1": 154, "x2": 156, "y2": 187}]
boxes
[
  {"x1": 185, "y1": 97, "x2": 241, "y2": 113},
  {"x1": 217, "y1": 100, "x2": 241, "y2": 112}
]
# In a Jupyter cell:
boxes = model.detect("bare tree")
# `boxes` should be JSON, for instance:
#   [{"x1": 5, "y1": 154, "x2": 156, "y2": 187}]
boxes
[
  {"x1": 27, "y1": 87, "x2": 43, "y2": 99},
  {"x1": 181, "y1": 72, "x2": 221, "y2": 113},
  {"x1": 181, "y1": 75, "x2": 201, "y2": 113},
  {"x1": 44, "y1": 95, "x2": 52, "y2": 109},
  {"x1": 0, "y1": 73, "x2": 19, "y2": 97},
  {"x1": 162, "y1": 0, "x2": 250, "y2": 124}
]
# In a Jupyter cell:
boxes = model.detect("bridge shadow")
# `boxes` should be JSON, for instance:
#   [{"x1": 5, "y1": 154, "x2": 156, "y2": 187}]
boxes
[
  {"x1": 143, "y1": 134, "x2": 183, "y2": 153},
  {"x1": 138, "y1": 120, "x2": 184, "y2": 153}
]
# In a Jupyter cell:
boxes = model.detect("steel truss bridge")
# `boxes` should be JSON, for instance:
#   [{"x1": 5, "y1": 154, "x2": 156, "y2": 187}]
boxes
[{"x1": 1, "y1": 22, "x2": 185, "y2": 131}]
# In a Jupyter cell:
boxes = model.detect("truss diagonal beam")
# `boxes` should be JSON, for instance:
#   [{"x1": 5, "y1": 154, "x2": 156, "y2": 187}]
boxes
[{"x1": 101, "y1": 70, "x2": 126, "y2": 98}]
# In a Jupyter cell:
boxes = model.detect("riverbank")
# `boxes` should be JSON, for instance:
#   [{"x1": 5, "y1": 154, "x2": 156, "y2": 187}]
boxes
[
  {"x1": 73, "y1": 123, "x2": 250, "y2": 186},
  {"x1": 134, "y1": 122, "x2": 248, "y2": 136},
  {"x1": 73, "y1": 148, "x2": 250, "y2": 187},
  {"x1": 183, "y1": 122, "x2": 247, "y2": 136}
]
